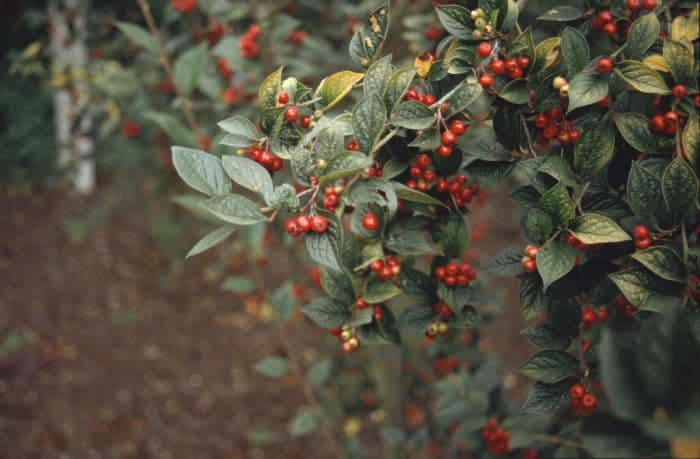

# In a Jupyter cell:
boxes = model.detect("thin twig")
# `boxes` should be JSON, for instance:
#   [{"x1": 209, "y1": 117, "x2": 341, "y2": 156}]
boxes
[
  {"x1": 135, "y1": 0, "x2": 202, "y2": 138},
  {"x1": 520, "y1": 114, "x2": 538, "y2": 158},
  {"x1": 576, "y1": 181, "x2": 591, "y2": 214}
]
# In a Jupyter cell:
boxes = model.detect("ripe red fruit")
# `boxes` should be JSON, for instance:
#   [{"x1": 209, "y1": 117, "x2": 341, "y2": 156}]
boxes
[
  {"x1": 370, "y1": 259, "x2": 384, "y2": 272},
  {"x1": 603, "y1": 22, "x2": 618, "y2": 37},
  {"x1": 444, "y1": 275, "x2": 457, "y2": 287},
  {"x1": 534, "y1": 114, "x2": 548, "y2": 129},
  {"x1": 581, "y1": 393, "x2": 597, "y2": 412},
  {"x1": 296, "y1": 215, "x2": 311, "y2": 233},
  {"x1": 596, "y1": 95, "x2": 610, "y2": 107},
  {"x1": 405, "y1": 89, "x2": 418, "y2": 101},
  {"x1": 172, "y1": 0, "x2": 197, "y2": 13},
  {"x1": 582, "y1": 307, "x2": 596, "y2": 325},
  {"x1": 626, "y1": 0, "x2": 641, "y2": 10},
  {"x1": 642, "y1": 0, "x2": 656, "y2": 9},
  {"x1": 310, "y1": 215, "x2": 329, "y2": 234},
  {"x1": 695, "y1": 95, "x2": 700, "y2": 108},
  {"x1": 543, "y1": 126, "x2": 558, "y2": 140},
  {"x1": 435, "y1": 179, "x2": 448, "y2": 193},
  {"x1": 672, "y1": 85, "x2": 688, "y2": 99},
  {"x1": 284, "y1": 106, "x2": 299, "y2": 123},
  {"x1": 121, "y1": 121, "x2": 141, "y2": 138},
  {"x1": 450, "y1": 119, "x2": 467, "y2": 136},
  {"x1": 569, "y1": 129, "x2": 581, "y2": 143},
  {"x1": 522, "y1": 258, "x2": 537, "y2": 273},
  {"x1": 632, "y1": 225, "x2": 649, "y2": 239},
  {"x1": 441, "y1": 130, "x2": 457, "y2": 146},
  {"x1": 569, "y1": 383, "x2": 585, "y2": 400},
  {"x1": 270, "y1": 157, "x2": 283, "y2": 172},
  {"x1": 285, "y1": 218, "x2": 302, "y2": 238},
  {"x1": 525, "y1": 245, "x2": 539, "y2": 259},
  {"x1": 477, "y1": 41, "x2": 492, "y2": 58},
  {"x1": 422, "y1": 94, "x2": 437, "y2": 106},
  {"x1": 597, "y1": 58, "x2": 613, "y2": 73},
  {"x1": 517, "y1": 56, "x2": 530, "y2": 69},
  {"x1": 436, "y1": 144, "x2": 453, "y2": 157},
  {"x1": 423, "y1": 169, "x2": 436, "y2": 183},
  {"x1": 557, "y1": 130, "x2": 571, "y2": 144},
  {"x1": 598, "y1": 10, "x2": 614, "y2": 24},
  {"x1": 508, "y1": 67, "x2": 523, "y2": 79},
  {"x1": 362, "y1": 212, "x2": 379, "y2": 231},
  {"x1": 650, "y1": 115, "x2": 666, "y2": 132},
  {"x1": 300, "y1": 116, "x2": 312, "y2": 129},
  {"x1": 479, "y1": 73, "x2": 494, "y2": 89},
  {"x1": 490, "y1": 59, "x2": 505, "y2": 75},
  {"x1": 277, "y1": 91, "x2": 289, "y2": 104},
  {"x1": 635, "y1": 237, "x2": 652, "y2": 250}
]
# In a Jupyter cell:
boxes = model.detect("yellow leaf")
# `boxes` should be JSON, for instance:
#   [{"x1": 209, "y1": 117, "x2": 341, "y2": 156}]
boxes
[
  {"x1": 643, "y1": 54, "x2": 670, "y2": 72},
  {"x1": 315, "y1": 70, "x2": 364, "y2": 110},
  {"x1": 671, "y1": 5, "x2": 699, "y2": 42},
  {"x1": 343, "y1": 417, "x2": 362, "y2": 437},
  {"x1": 104, "y1": 99, "x2": 120, "y2": 122},
  {"x1": 414, "y1": 51, "x2": 433, "y2": 77},
  {"x1": 535, "y1": 37, "x2": 561, "y2": 70},
  {"x1": 22, "y1": 41, "x2": 42, "y2": 59}
]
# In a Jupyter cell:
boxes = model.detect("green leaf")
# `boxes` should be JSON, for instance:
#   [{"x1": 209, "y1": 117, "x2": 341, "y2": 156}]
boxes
[
  {"x1": 314, "y1": 125, "x2": 345, "y2": 161},
  {"x1": 519, "y1": 350, "x2": 579, "y2": 384},
  {"x1": 316, "y1": 71, "x2": 364, "y2": 110},
  {"x1": 525, "y1": 208, "x2": 555, "y2": 243},
  {"x1": 537, "y1": 6, "x2": 585, "y2": 21},
  {"x1": 383, "y1": 67, "x2": 416, "y2": 113},
  {"x1": 258, "y1": 67, "x2": 284, "y2": 109},
  {"x1": 615, "y1": 113, "x2": 659, "y2": 153},
  {"x1": 450, "y1": 305, "x2": 480, "y2": 328},
  {"x1": 663, "y1": 39, "x2": 694, "y2": 84},
  {"x1": 537, "y1": 182, "x2": 575, "y2": 228},
  {"x1": 574, "y1": 121, "x2": 616, "y2": 180},
  {"x1": 364, "y1": 54, "x2": 393, "y2": 97},
  {"x1": 357, "y1": 307, "x2": 401, "y2": 345},
  {"x1": 397, "y1": 305, "x2": 435, "y2": 331},
  {"x1": 218, "y1": 116, "x2": 261, "y2": 149},
  {"x1": 392, "y1": 183, "x2": 446, "y2": 208},
  {"x1": 398, "y1": 268, "x2": 436, "y2": 305},
  {"x1": 561, "y1": 27, "x2": 589, "y2": 75},
  {"x1": 349, "y1": 178, "x2": 398, "y2": 214},
  {"x1": 567, "y1": 73, "x2": 609, "y2": 113},
  {"x1": 264, "y1": 184, "x2": 300, "y2": 211},
  {"x1": 444, "y1": 83, "x2": 483, "y2": 117},
  {"x1": 614, "y1": 61, "x2": 670, "y2": 94},
  {"x1": 173, "y1": 44, "x2": 207, "y2": 97},
  {"x1": 143, "y1": 112, "x2": 197, "y2": 147},
  {"x1": 520, "y1": 381, "x2": 570, "y2": 415},
  {"x1": 486, "y1": 247, "x2": 525, "y2": 277},
  {"x1": 435, "y1": 4, "x2": 472, "y2": 37},
  {"x1": 307, "y1": 360, "x2": 332, "y2": 387},
  {"x1": 113, "y1": 21, "x2": 158, "y2": 55},
  {"x1": 608, "y1": 268, "x2": 659, "y2": 307},
  {"x1": 499, "y1": 78, "x2": 529, "y2": 104},
  {"x1": 683, "y1": 115, "x2": 699, "y2": 168},
  {"x1": 290, "y1": 409, "x2": 318, "y2": 436},
  {"x1": 385, "y1": 230, "x2": 434, "y2": 256},
  {"x1": 382, "y1": 158, "x2": 407, "y2": 180},
  {"x1": 409, "y1": 127, "x2": 440, "y2": 150},
  {"x1": 519, "y1": 275, "x2": 548, "y2": 320},
  {"x1": 391, "y1": 101, "x2": 436, "y2": 129},
  {"x1": 626, "y1": 14, "x2": 660, "y2": 60},
  {"x1": 536, "y1": 240, "x2": 576, "y2": 291},
  {"x1": 631, "y1": 247, "x2": 687, "y2": 283},
  {"x1": 320, "y1": 153, "x2": 373, "y2": 186},
  {"x1": 254, "y1": 356, "x2": 289, "y2": 378},
  {"x1": 540, "y1": 156, "x2": 578, "y2": 187},
  {"x1": 521, "y1": 324, "x2": 571, "y2": 350},
  {"x1": 348, "y1": 2, "x2": 390, "y2": 67},
  {"x1": 365, "y1": 278, "x2": 402, "y2": 303},
  {"x1": 306, "y1": 213, "x2": 343, "y2": 271},
  {"x1": 437, "y1": 283, "x2": 472, "y2": 314},
  {"x1": 443, "y1": 41, "x2": 475, "y2": 75},
  {"x1": 172, "y1": 146, "x2": 229, "y2": 196},
  {"x1": 200, "y1": 194, "x2": 267, "y2": 225},
  {"x1": 569, "y1": 214, "x2": 632, "y2": 244},
  {"x1": 220, "y1": 276, "x2": 255, "y2": 293},
  {"x1": 661, "y1": 155, "x2": 698, "y2": 223},
  {"x1": 441, "y1": 214, "x2": 469, "y2": 258},
  {"x1": 302, "y1": 297, "x2": 350, "y2": 328},
  {"x1": 460, "y1": 138, "x2": 512, "y2": 162},
  {"x1": 352, "y1": 94, "x2": 387, "y2": 155},
  {"x1": 320, "y1": 268, "x2": 356, "y2": 304},
  {"x1": 627, "y1": 161, "x2": 669, "y2": 228},
  {"x1": 221, "y1": 156, "x2": 273, "y2": 196},
  {"x1": 186, "y1": 225, "x2": 235, "y2": 259},
  {"x1": 270, "y1": 282, "x2": 297, "y2": 322}
]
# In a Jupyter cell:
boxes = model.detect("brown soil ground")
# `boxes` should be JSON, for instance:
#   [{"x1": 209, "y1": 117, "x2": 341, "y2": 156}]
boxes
[{"x1": 0, "y1": 180, "x2": 532, "y2": 459}]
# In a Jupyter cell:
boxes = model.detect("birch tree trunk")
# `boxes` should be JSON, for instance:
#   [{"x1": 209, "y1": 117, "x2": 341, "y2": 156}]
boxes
[{"x1": 48, "y1": 0, "x2": 95, "y2": 194}]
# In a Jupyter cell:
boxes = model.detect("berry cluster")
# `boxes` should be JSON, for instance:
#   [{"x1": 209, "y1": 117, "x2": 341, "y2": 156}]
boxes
[
  {"x1": 246, "y1": 147, "x2": 283, "y2": 172},
  {"x1": 406, "y1": 153, "x2": 435, "y2": 190},
  {"x1": 121, "y1": 121, "x2": 141, "y2": 138},
  {"x1": 285, "y1": 214, "x2": 329, "y2": 237},
  {"x1": 434, "y1": 175, "x2": 477, "y2": 207},
  {"x1": 581, "y1": 305, "x2": 609, "y2": 330},
  {"x1": 650, "y1": 110, "x2": 683, "y2": 136},
  {"x1": 521, "y1": 245, "x2": 538, "y2": 273},
  {"x1": 404, "y1": 88, "x2": 436, "y2": 107},
  {"x1": 591, "y1": 10, "x2": 618, "y2": 37},
  {"x1": 569, "y1": 383, "x2": 597, "y2": 415},
  {"x1": 278, "y1": 91, "x2": 312, "y2": 129},
  {"x1": 322, "y1": 186, "x2": 340, "y2": 212},
  {"x1": 470, "y1": 8, "x2": 494, "y2": 40},
  {"x1": 329, "y1": 325, "x2": 360, "y2": 352},
  {"x1": 239, "y1": 24, "x2": 260, "y2": 59},
  {"x1": 632, "y1": 224, "x2": 652, "y2": 250},
  {"x1": 346, "y1": 139, "x2": 359, "y2": 151},
  {"x1": 435, "y1": 119, "x2": 467, "y2": 158},
  {"x1": 286, "y1": 30, "x2": 306, "y2": 47},
  {"x1": 171, "y1": 0, "x2": 196, "y2": 13},
  {"x1": 425, "y1": 320, "x2": 450, "y2": 341},
  {"x1": 534, "y1": 106, "x2": 581, "y2": 145},
  {"x1": 434, "y1": 260, "x2": 477, "y2": 287},
  {"x1": 479, "y1": 54, "x2": 530, "y2": 90},
  {"x1": 480, "y1": 419, "x2": 510, "y2": 454},
  {"x1": 612, "y1": 296, "x2": 639, "y2": 319},
  {"x1": 221, "y1": 86, "x2": 241, "y2": 106},
  {"x1": 625, "y1": 0, "x2": 657, "y2": 11},
  {"x1": 217, "y1": 57, "x2": 233, "y2": 80},
  {"x1": 369, "y1": 256, "x2": 401, "y2": 281}
]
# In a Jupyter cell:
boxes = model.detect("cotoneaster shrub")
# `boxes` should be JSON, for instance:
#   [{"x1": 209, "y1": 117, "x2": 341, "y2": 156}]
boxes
[{"x1": 172, "y1": 0, "x2": 700, "y2": 457}]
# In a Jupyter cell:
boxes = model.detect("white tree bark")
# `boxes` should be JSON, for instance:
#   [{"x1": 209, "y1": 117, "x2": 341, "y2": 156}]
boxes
[{"x1": 48, "y1": 0, "x2": 95, "y2": 194}]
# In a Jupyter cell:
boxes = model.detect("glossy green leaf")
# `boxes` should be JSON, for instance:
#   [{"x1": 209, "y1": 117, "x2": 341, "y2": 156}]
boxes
[
  {"x1": 435, "y1": 4, "x2": 472, "y2": 37},
  {"x1": 218, "y1": 116, "x2": 261, "y2": 149},
  {"x1": 221, "y1": 156, "x2": 273, "y2": 196},
  {"x1": 663, "y1": 39, "x2": 694, "y2": 84},
  {"x1": 614, "y1": 61, "x2": 670, "y2": 94},
  {"x1": 486, "y1": 247, "x2": 525, "y2": 277},
  {"x1": 537, "y1": 182, "x2": 575, "y2": 227},
  {"x1": 561, "y1": 27, "x2": 589, "y2": 75},
  {"x1": 391, "y1": 101, "x2": 436, "y2": 130},
  {"x1": 519, "y1": 350, "x2": 579, "y2": 384},
  {"x1": 538, "y1": 6, "x2": 585, "y2": 21},
  {"x1": 186, "y1": 225, "x2": 235, "y2": 259},
  {"x1": 352, "y1": 94, "x2": 387, "y2": 154},
  {"x1": 661, "y1": 155, "x2": 698, "y2": 222},
  {"x1": 567, "y1": 73, "x2": 609, "y2": 113},
  {"x1": 172, "y1": 146, "x2": 229, "y2": 196},
  {"x1": 302, "y1": 296, "x2": 350, "y2": 328},
  {"x1": 569, "y1": 214, "x2": 632, "y2": 244},
  {"x1": 574, "y1": 121, "x2": 615, "y2": 179},
  {"x1": 626, "y1": 14, "x2": 660, "y2": 60},
  {"x1": 365, "y1": 278, "x2": 402, "y2": 303},
  {"x1": 114, "y1": 21, "x2": 158, "y2": 55},
  {"x1": 200, "y1": 194, "x2": 266, "y2": 225},
  {"x1": 631, "y1": 247, "x2": 687, "y2": 283},
  {"x1": 615, "y1": 113, "x2": 659, "y2": 153},
  {"x1": 536, "y1": 240, "x2": 576, "y2": 291}
]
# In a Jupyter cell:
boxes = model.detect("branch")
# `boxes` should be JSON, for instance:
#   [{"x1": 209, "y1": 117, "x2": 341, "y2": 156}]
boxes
[{"x1": 135, "y1": 0, "x2": 202, "y2": 138}]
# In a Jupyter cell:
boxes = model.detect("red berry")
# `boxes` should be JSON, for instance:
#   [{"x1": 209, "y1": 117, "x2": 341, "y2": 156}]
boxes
[
  {"x1": 362, "y1": 212, "x2": 379, "y2": 231},
  {"x1": 569, "y1": 129, "x2": 581, "y2": 143},
  {"x1": 522, "y1": 258, "x2": 537, "y2": 273},
  {"x1": 508, "y1": 67, "x2": 523, "y2": 79},
  {"x1": 405, "y1": 89, "x2": 418, "y2": 101},
  {"x1": 642, "y1": 0, "x2": 656, "y2": 9},
  {"x1": 525, "y1": 245, "x2": 539, "y2": 259},
  {"x1": 444, "y1": 275, "x2": 457, "y2": 287},
  {"x1": 370, "y1": 259, "x2": 384, "y2": 272},
  {"x1": 479, "y1": 73, "x2": 494, "y2": 89},
  {"x1": 672, "y1": 85, "x2": 688, "y2": 99},
  {"x1": 415, "y1": 154, "x2": 431, "y2": 169},
  {"x1": 310, "y1": 215, "x2": 329, "y2": 234},
  {"x1": 423, "y1": 169, "x2": 436, "y2": 183},
  {"x1": 596, "y1": 95, "x2": 610, "y2": 107},
  {"x1": 450, "y1": 119, "x2": 467, "y2": 136},
  {"x1": 581, "y1": 393, "x2": 597, "y2": 412},
  {"x1": 517, "y1": 56, "x2": 530, "y2": 69},
  {"x1": 582, "y1": 307, "x2": 596, "y2": 325},
  {"x1": 543, "y1": 126, "x2": 558, "y2": 140},
  {"x1": 694, "y1": 95, "x2": 700, "y2": 108},
  {"x1": 632, "y1": 225, "x2": 649, "y2": 239},
  {"x1": 300, "y1": 116, "x2": 311, "y2": 129},
  {"x1": 277, "y1": 91, "x2": 289, "y2": 104},
  {"x1": 650, "y1": 114, "x2": 666, "y2": 132},
  {"x1": 598, "y1": 11, "x2": 614, "y2": 24},
  {"x1": 296, "y1": 215, "x2": 311, "y2": 233},
  {"x1": 456, "y1": 274, "x2": 469, "y2": 287},
  {"x1": 172, "y1": 0, "x2": 197, "y2": 13},
  {"x1": 569, "y1": 383, "x2": 585, "y2": 400},
  {"x1": 597, "y1": 58, "x2": 613, "y2": 73},
  {"x1": 441, "y1": 130, "x2": 457, "y2": 146},
  {"x1": 603, "y1": 22, "x2": 618, "y2": 37},
  {"x1": 435, "y1": 179, "x2": 448, "y2": 193},
  {"x1": 534, "y1": 114, "x2": 548, "y2": 129},
  {"x1": 409, "y1": 166, "x2": 422, "y2": 178},
  {"x1": 355, "y1": 298, "x2": 369, "y2": 309},
  {"x1": 505, "y1": 58, "x2": 518, "y2": 71},
  {"x1": 284, "y1": 106, "x2": 299, "y2": 123},
  {"x1": 626, "y1": 0, "x2": 641, "y2": 10},
  {"x1": 285, "y1": 218, "x2": 302, "y2": 238},
  {"x1": 435, "y1": 266, "x2": 446, "y2": 280},
  {"x1": 490, "y1": 59, "x2": 505, "y2": 75},
  {"x1": 422, "y1": 94, "x2": 436, "y2": 106},
  {"x1": 557, "y1": 130, "x2": 571, "y2": 144},
  {"x1": 634, "y1": 237, "x2": 652, "y2": 250},
  {"x1": 436, "y1": 144, "x2": 453, "y2": 157},
  {"x1": 477, "y1": 42, "x2": 492, "y2": 58}
]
